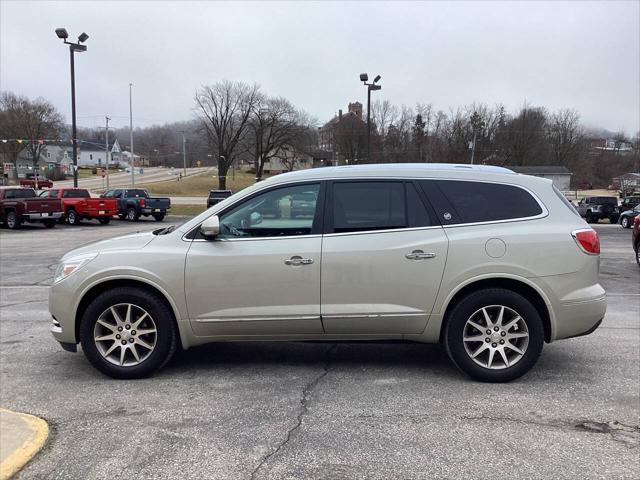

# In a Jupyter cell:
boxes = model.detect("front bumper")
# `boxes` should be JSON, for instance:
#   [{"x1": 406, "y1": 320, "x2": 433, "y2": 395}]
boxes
[
  {"x1": 24, "y1": 212, "x2": 63, "y2": 220},
  {"x1": 49, "y1": 275, "x2": 82, "y2": 346}
]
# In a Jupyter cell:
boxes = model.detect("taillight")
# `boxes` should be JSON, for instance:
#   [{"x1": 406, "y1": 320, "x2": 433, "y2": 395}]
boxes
[
  {"x1": 572, "y1": 229, "x2": 600, "y2": 255},
  {"x1": 140, "y1": 198, "x2": 145, "y2": 207}
]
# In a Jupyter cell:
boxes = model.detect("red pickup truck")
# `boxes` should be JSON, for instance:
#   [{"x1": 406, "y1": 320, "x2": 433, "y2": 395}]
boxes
[
  {"x1": 19, "y1": 177, "x2": 54, "y2": 188},
  {"x1": 39, "y1": 188, "x2": 117, "y2": 225},
  {"x1": 0, "y1": 187, "x2": 63, "y2": 229}
]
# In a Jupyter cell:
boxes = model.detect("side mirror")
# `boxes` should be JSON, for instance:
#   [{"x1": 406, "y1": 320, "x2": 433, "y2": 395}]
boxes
[{"x1": 201, "y1": 215, "x2": 220, "y2": 238}]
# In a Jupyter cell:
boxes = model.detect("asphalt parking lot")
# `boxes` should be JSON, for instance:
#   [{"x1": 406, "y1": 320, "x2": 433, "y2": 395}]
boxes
[{"x1": 1, "y1": 220, "x2": 638, "y2": 479}]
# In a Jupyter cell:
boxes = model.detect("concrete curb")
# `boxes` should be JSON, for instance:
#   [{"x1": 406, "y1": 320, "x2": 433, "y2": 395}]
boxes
[{"x1": 0, "y1": 409, "x2": 49, "y2": 480}]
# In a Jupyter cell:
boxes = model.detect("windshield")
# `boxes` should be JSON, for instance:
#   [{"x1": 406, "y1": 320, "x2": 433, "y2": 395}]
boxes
[{"x1": 596, "y1": 197, "x2": 618, "y2": 204}]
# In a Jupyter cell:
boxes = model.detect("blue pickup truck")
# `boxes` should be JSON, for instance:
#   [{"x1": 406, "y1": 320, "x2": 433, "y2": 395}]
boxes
[{"x1": 101, "y1": 188, "x2": 171, "y2": 221}]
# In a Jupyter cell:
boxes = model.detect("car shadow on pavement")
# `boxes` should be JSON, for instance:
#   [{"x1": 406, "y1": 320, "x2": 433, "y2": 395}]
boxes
[{"x1": 166, "y1": 341, "x2": 460, "y2": 378}]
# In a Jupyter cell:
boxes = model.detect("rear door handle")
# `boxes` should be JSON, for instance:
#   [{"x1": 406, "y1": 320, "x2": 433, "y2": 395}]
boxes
[
  {"x1": 405, "y1": 250, "x2": 436, "y2": 260},
  {"x1": 284, "y1": 256, "x2": 314, "y2": 266}
]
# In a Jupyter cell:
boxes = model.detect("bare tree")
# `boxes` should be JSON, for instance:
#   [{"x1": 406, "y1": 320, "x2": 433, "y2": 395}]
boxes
[
  {"x1": 246, "y1": 96, "x2": 306, "y2": 181},
  {"x1": 195, "y1": 81, "x2": 260, "y2": 189},
  {"x1": 0, "y1": 93, "x2": 27, "y2": 180},
  {"x1": 546, "y1": 109, "x2": 583, "y2": 169},
  {"x1": 22, "y1": 97, "x2": 64, "y2": 171},
  {"x1": 0, "y1": 92, "x2": 63, "y2": 181}
]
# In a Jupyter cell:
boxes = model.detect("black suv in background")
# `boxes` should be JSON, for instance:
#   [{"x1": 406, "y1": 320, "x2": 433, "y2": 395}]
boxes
[{"x1": 577, "y1": 196, "x2": 618, "y2": 223}]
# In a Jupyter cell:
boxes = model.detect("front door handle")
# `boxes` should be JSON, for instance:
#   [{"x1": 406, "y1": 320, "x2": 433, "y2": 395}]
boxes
[
  {"x1": 284, "y1": 256, "x2": 314, "y2": 266},
  {"x1": 405, "y1": 250, "x2": 436, "y2": 260}
]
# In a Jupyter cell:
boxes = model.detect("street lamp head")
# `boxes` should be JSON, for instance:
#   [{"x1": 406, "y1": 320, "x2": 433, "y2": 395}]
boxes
[
  {"x1": 370, "y1": 84, "x2": 382, "y2": 91},
  {"x1": 55, "y1": 28, "x2": 69, "y2": 40},
  {"x1": 70, "y1": 43, "x2": 87, "y2": 52},
  {"x1": 78, "y1": 32, "x2": 89, "y2": 43},
  {"x1": 373, "y1": 75, "x2": 381, "y2": 84},
  {"x1": 359, "y1": 73, "x2": 368, "y2": 82}
]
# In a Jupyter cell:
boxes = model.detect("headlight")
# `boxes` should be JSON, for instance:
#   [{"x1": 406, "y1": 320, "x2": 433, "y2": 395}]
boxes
[{"x1": 53, "y1": 253, "x2": 98, "y2": 284}]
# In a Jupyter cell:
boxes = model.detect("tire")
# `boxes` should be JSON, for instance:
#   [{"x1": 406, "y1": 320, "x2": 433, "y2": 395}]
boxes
[
  {"x1": 609, "y1": 214, "x2": 619, "y2": 224},
  {"x1": 444, "y1": 288, "x2": 544, "y2": 383},
  {"x1": 621, "y1": 217, "x2": 630, "y2": 229},
  {"x1": 43, "y1": 220, "x2": 56, "y2": 229},
  {"x1": 585, "y1": 212, "x2": 596, "y2": 224},
  {"x1": 67, "y1": 209, "x2": 81, "y2": 225},
  {"x1": 126, "y1": 207, "x2": 139, "y2": 222},
  {"x1": 636, "y1": 243, "x2": 640, "y2": 268},
  {"x1": 152, "y1": 213, "x2": 165, "y2": 222},
  {"x1": 6, "y1": 211, "x2": 21, "y2": 230},
  {"x1": 79, "y1": 287, "x2": 177, "y2": 379},
  {"x1": 98, "y1": 217, "x2": 111, "y2": 225}
]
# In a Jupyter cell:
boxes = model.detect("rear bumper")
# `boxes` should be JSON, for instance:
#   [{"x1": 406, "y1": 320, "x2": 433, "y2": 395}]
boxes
[
  {"x1": 24, "y1": 212, "x2": 63, "y2": 220},
  {"x1": 553, "y1": 293, "x2": 607, "y2": 340}
]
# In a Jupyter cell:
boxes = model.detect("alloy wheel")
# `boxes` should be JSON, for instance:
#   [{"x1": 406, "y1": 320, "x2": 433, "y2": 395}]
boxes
[
  {"x1": 462, "y1": 305, "x2": 529, "y2": 370},
  {"x1": 93, "y1": 303, "x2": 157, "y2": 367}
]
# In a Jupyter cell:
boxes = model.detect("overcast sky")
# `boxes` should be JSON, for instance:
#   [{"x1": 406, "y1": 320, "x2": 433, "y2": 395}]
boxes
[{"x1": 1, "y1": 1, "x2": 639, "y2": 135}]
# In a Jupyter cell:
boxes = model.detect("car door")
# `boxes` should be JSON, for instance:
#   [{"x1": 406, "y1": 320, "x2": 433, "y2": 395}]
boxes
[
  {"x1": 320, "y1": 180, "x2": 449, "y2": 334},
  {"x1": 184, "y1": 182, "x2": 325, "y2": 337}
]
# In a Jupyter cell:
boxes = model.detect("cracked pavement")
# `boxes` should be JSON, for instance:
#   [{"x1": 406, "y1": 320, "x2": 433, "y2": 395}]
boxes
[{"x1": 0, "y1": 220, "x2": 638, "y2": 479}]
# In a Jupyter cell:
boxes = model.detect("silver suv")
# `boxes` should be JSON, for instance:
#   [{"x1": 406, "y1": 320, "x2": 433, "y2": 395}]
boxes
[{"x1": 49, "y1": 164, "x2": 606, "y2": 382}]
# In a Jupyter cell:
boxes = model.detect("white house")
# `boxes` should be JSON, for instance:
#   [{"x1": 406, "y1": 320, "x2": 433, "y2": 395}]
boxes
[{"x1": 78, "y1": 139, "x2": 122, "y2": 168}]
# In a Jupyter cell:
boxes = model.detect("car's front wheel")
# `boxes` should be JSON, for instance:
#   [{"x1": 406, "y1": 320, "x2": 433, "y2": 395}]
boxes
[
  {"x1": 79, "y1": 287, "x2": 177, "y2": 379},
  {"x1": 444, "y1": 288, "x2": 544, "y2": 382}
]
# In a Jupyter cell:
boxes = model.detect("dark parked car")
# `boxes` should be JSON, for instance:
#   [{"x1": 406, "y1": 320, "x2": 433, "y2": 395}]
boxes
[
  {"x1": 0, "y1": 187, "x2": 63, "y2": 229},
  {"x1": 102, "y1": 188, "x2": 171, "y2": 221},
  {"x1": 619, "y1": 196, "x2": 640, "y2": 213},
  {"x1": 619, "y1": 205, "x2": 640, "y2": 229},
  {"x1": 577, "y1": 196, "x2": 618, "y2": 223},
  {"x1": 207, "y1": 190, "x2": 233, "y2": 208}
]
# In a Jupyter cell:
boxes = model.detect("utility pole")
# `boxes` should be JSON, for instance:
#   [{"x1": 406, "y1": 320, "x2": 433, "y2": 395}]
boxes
[
  {"x1": 182, "y1": 132, "x2": 187, "y2": 178},
  {"x1": 105, "y1": 116, "x2": 110, "y2": 188},
  {"x1": 470, "y1": 131, "x2": 477, "y2": 165},
  {"x1": 129, "y1": 83, "x2": 135, "y2": 186}
]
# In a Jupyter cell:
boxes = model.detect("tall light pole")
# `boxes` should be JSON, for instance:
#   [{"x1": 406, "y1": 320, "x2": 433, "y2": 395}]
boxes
[
  {"x1": 105, "y1": 116, "x2": 111, "y2": 188},
  {"x1": 360, "y1": 73, "x2": 381, "y2": 163},
  {"x1": 129, "y1": 83, "x2": 135, "y2": 186},
  {"x1": 55, "y1": 28, "x2": 88, "y2": 187}
]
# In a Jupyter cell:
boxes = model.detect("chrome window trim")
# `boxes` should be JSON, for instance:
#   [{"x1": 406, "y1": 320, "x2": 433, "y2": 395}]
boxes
[{"x1": 182, "y1": 176, "x2": 549, "y2": 241}]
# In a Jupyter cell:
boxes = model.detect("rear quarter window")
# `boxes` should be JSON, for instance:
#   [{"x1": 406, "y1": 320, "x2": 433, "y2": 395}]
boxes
[{"x1": 434, "y1": 180, "x2": 543, "y2": 223}]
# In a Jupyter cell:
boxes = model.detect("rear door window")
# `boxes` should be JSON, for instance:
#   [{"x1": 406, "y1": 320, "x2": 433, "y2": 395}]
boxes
[
  {"x1": 429, "y1": 180, "x2": 543, "y2": 224},
  {"x1": 330, "y1": 181, "x2": 432, "y2": 233}
]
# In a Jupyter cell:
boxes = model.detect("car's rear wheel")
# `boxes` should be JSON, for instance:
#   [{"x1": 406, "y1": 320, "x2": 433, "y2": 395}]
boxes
[
  {"x1": 126, "y1": 208, "x2": 139, "y2": 221},
  {"x1": 79, "y1": 287, "x2": 177, "y2": 379},
  {"x1": 444, "y1": 288, "x2": 544, "y2": 382},
  {"x1": 5, "y1": 211, "x2": 21, "y2": 229},
  {"x1": 67, "y1": 209, "x2": 81, "y2": 225},
  {"x1": 621, "y1": 217, "x2": 630, "y2": 229}
]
